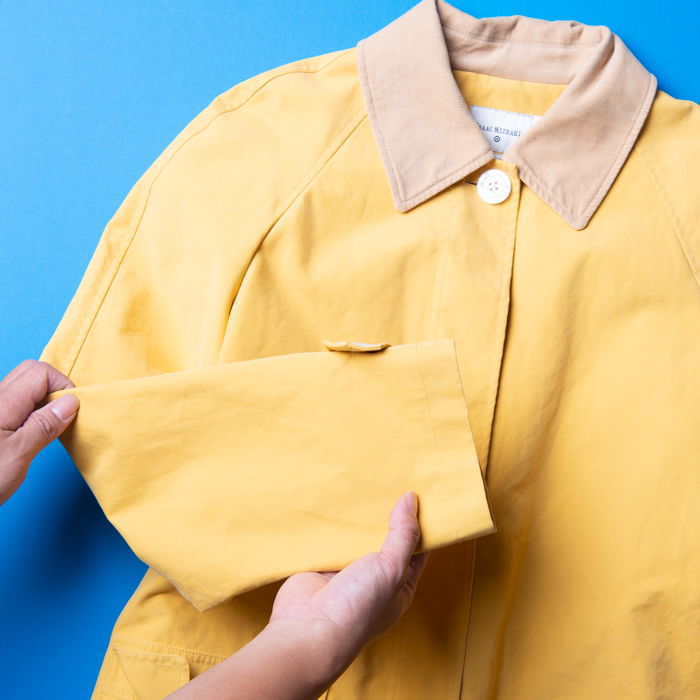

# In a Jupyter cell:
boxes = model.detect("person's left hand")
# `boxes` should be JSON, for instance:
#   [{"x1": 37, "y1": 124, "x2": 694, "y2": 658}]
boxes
[
  {"x1": 0, "y1": 359, "x2": 79, "y2": 505},
  {"x1": 267, "y1": 490, "x2": 431, "y2": 676}
]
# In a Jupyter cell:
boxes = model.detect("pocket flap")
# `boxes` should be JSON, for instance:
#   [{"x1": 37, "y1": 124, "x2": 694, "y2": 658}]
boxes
[
  {"x1": 113, "y1": 642, "x2": 190, "y2": 699},
  {"x1": 322, "y1": 339, "x2": 391, "y2": 352}
]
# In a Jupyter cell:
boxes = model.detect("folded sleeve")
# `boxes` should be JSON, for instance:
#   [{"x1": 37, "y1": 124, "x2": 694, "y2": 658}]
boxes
[
  {"x1": 37, "y1": 54, "x2": 495, "y2": 612},
  {"x1": 43, "y1": 339, "x2": 495, "y2": 612}
]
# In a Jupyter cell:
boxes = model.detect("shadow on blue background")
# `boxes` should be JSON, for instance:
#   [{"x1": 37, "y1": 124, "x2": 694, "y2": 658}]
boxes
[{"x1": 1, "y1": 1, "x2": 698, "y2": 697}]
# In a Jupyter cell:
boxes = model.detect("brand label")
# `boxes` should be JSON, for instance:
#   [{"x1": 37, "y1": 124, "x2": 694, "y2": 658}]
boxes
[{"x1": 469, "y1": 104, "x2": 541, "y2": 159}]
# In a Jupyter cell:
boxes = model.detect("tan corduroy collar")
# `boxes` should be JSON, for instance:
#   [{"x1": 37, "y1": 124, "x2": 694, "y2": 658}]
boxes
[{"x1": 355, "y1": 0, "x2": 657, "y2": 229}]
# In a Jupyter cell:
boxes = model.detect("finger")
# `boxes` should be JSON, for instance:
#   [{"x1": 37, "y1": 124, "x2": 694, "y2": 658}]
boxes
[
  {"x1": 0, "y1": 359, "x2": 39, "y2": 389},
  {"x1": 402, "y1": 550, "x2": 430, "y2": 591},
  {"x1": 378, "y1": 491, "x2": 421, "y2": 584},
  {"x1": 318, "y1": 572, "x2": 338, "y2": 580},
  {"x1": 8, "y1": 394, "x2": 80, "y2": 464},
  {"x1": 0, "y1": 360, "x2": 75, "y2": 431}
]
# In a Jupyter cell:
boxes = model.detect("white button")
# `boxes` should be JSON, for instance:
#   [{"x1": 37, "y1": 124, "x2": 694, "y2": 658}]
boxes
[{"x1": 476, "y1": 168, "x2": 511, "y2": 204}]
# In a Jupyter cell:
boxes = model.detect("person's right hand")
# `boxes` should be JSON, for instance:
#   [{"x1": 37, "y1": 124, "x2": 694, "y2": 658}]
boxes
[
  {"x1": 0, "y1": 359, "x2": 79, "y2": 505},
  {"x1": 267, "y1": 490, "x2": 431, "y2": 677}
]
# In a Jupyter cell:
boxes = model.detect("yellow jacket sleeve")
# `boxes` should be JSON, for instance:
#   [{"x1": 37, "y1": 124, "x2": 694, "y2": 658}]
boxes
[
  {"x1": 43, "y1": 339, "x2": 494, "y2": 612},
  {"x1": 38, "y1": 52, "x2": 495, "y2": 612}
]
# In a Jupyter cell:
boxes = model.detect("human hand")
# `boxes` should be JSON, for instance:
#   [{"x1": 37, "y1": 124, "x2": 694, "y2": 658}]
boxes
[
  {"x1": 0, "y1": 359, "x2": 79, "y2": 505},
  {"x1": 266, "y1": 490, "x2": 430, "y2": 677},
  {"x1": 166, "y1": 491, "x2": 430, "y2": 700}
]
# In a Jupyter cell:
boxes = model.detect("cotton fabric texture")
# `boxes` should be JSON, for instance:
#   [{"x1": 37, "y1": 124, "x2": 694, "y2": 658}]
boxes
[{"x1": 40, "y1": 0, "x2": 700, "y2": 697}]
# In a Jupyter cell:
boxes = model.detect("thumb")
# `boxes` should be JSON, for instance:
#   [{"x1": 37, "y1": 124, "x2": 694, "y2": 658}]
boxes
[
  {"x1": 11, "y1": 393, "x2": 80, "y2": 461},
  {"x1": 378, "y1": 491, "x2": 422, "y2": 587},
  {"x1": 402, "y1": 549, "x2": 430, "y2": 592}
]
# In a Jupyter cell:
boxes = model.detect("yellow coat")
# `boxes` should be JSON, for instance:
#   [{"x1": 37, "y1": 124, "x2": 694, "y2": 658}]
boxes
[{"x1": 41, "y1": 0, "x2": 700, "y2": 697}]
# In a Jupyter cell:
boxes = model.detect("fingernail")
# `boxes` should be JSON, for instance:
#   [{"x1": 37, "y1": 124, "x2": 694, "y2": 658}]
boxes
[
  {"x1": 49, "y1": 394, "x2": 80, "y2": 421},
  {"x1": 405, "y1": 490, "x2": 417, "y2": 516}
]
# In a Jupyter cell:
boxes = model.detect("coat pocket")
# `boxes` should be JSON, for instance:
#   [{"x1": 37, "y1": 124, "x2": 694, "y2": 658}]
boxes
[
  {"x1": 110, "y1": 639, "x2": 190, "y2": 699},
  {"x1": 101, "y1": 635, "x2": 331, "y2": 700}
]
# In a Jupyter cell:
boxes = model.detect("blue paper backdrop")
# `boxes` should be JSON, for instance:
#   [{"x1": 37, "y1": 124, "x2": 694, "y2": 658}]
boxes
[{"x1": 1, "y1": 1, "x2": 698, "y2": 697}]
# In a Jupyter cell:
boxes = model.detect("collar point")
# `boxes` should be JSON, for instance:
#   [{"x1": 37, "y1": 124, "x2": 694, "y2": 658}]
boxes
[
  {"x1": 564, "y1": 211, "x2": 593, "y2": 231},
  {"x1": 390, "y1": 188, "x2": 435, "y2": 214},
  {"x1": 393, "y1": 198, "x2": 416, "y2": 214}
]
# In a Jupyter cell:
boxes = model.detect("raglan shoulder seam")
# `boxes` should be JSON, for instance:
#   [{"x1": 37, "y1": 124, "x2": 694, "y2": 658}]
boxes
[
  {"x1": 57, "y1": 47, "x2": 360, "y2": 376},
  {"x1": 635, "y1": 137, "x2": 700, "y2": 295}
]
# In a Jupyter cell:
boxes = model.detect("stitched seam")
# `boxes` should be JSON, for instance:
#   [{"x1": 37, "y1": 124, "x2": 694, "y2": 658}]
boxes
[
  {"x1": 479, "y1": 181, "x2": 520, "y2": 700},
  {"x1": 458, "y1": 541, "x2": 478, "y2": 699},
  {"x1": 388, "y1": 613, "x2": 408, "y2": 700},
  {"x1": 114, "y1": 655, "x2": 184, "y2": 670},
  {"x1": 415, "y1": 342, "x2": 460, "y2": 541},
  {"x1": 576, "y1": 72, "x2": 658, "y2": 226},
  {"x1": 242, "y1": 103, "x2": 369, "y2": 284},
  {"x1": 407, "y1": 151, "x2": 493, "y2": 201},
  {"x1": 514, "y1": 156, "x2": 579, "y2": 222},
  {"x1": 427, "y1": 201, "x2": 453, "y2": 338},
  {"x1": 111, "y1": 634, "x2": 228, "y2": 664},
  {"x1": 63, "y1": 48, "x2": 355, "y2": 376},
  {"x1": 359, "y1": 40, "x2": 493, "y2": 206},
  {"x1": 442, "y1": 24, "x2": 602, "y2": 49},
  {"x1": 636, "y1": 137, "x2": 700, "y2": 288},
  {"x1": 515, "y1": 72, "x2": 656, "y2": 227},
  {"x1": 471, "y1": 104, "x2": 556, "y2": 119},
  {"x1": 357, "y1": 40, "x2": 405, "y2": 202},
  {"x1": 98, "y1": 687, "x2": 133, "y2": 700},
  {"x1": 112, "y1": 644, "x2": 190, "y2": 695},
  {"x1": 518, "y1": 153, "x2": 584, "y2": 222},
  {"x1": 217, "y1": 48, "x2": 353, "y2": 112},
  {"x1": 481, "y1": 179, "x2": 517, "y2": 482}
]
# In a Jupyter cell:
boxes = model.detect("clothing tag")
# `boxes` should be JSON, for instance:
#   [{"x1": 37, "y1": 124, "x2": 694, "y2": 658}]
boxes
[{"x1": 469, "y1": 105, "x2": 541, "y2": 159}]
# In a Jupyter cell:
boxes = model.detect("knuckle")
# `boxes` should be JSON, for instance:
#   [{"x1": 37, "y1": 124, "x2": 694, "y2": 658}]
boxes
[
  {"x1": 29, "y1": 411, "x2": 57, "y2": 440},
  {"x1": 32, "y1": 360, "x2": 51, "y2": 376},
  {"x1": 399, "y1": 522, "x2": 421, "y2": 553},
  {"x1": 3, "y1": 359, "x2": 36, "y2": 383},
  {"x1": 406, "y1": 519, "x2": 420, "y2": 540},
  {"x1": 376, "y1": 553, "x2": 403, "y2": 589},
  {"x1": 24, "y1": 361, "x2": 46, "y2": 383}
]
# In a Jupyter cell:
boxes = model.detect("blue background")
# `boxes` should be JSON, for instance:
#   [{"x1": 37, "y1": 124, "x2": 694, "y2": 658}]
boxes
[{"x1": 1, "y1": 1, "x2": 698, "y2": 697}]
